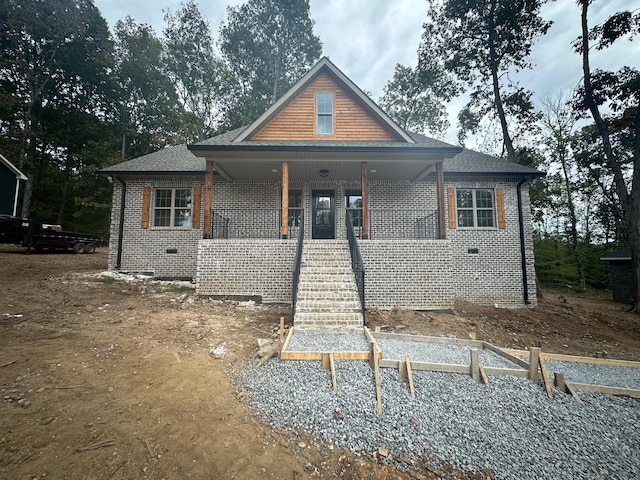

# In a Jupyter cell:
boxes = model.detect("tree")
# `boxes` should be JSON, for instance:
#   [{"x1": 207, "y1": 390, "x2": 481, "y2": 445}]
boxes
[
  {"x1": 574, "y1": 1, "x2": 640, "y2": 310},
  {"x1": 418, "y1": 0, "x2": 551, "y2": 162},
  {"x1": 114, "y1": 17, "x2": 186, "y2": 158},
  {"x1": 0, "y1": 0, "x2": 114, "y2": 220},
  {"x1": 219, "y1": 0, "x2": 322, "y2": 129},
  {"x1": 539, "y1": 94, "x2": 589, "y2": 289},
  {"x1": 163, "y1": 1, "x2": 227, "y2": 140},
  {"x1": 378, "y1": 64, "x2": 453, "y2": 139}
]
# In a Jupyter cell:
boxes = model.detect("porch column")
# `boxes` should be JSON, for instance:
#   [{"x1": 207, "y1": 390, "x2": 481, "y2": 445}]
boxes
[
  {"x1": 436, "y1": 161, "x2": 446, "y2": 239},
  {"x1": 203, "y1": 159, "x2": 214, "y2": 239},
  {"x1": 361, "y1": 162, "x2": 369, "y2": 239},
  {"x1": 281, "y1": 161, "x2": 289, "y2": 239}
]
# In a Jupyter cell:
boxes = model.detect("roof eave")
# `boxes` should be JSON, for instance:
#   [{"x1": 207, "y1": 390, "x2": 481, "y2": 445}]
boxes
[
  {"x1": 439, "y1": 171, "x2": 545, "y2": 179},
  {"x1": 187, "y1": 144, "x2": 462, "y2": 155}
]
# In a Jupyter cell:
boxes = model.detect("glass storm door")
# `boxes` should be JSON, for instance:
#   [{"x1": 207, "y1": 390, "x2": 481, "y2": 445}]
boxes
[{"x1": 312, "y1": 190, "x2": 335, "y2": 239}]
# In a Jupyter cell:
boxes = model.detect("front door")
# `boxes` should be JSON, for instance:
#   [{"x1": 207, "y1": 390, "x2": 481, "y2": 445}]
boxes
[{"x1": 312, "y1": 190, "x2": 335, "y2": 239}]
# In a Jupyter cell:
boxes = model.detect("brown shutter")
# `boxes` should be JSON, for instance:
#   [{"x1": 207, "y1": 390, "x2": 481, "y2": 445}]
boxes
[
  {"x1": 447, "y1": 187, "x2": 457, "y2": 229},
  {"x1": 192, "y1": 186, "x2": 201, "y2": 229},
  {"x1": 496, "y1": 187, "x2": 506, "y2": 229},
  {"x1": 141, "y1": 186, "x2": 151, "y2": 229}
]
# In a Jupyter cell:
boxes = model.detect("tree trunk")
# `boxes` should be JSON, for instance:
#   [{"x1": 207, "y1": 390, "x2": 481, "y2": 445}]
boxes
[
  {"x1": 580, "y1": 0, "x2": 640, "y2": 311},
  {"x1": 487, "y1": 4, "x2": 517, "y2": 163}
]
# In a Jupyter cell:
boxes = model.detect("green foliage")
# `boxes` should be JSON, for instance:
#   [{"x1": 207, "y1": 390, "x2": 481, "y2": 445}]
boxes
[
  {"x1": 378, "y1": 64, "x2": 452, "y2": 138},
  {"x1": 163, "y1": 1, "x2": 228, "y2": 140},
  {"x1": 114, "y1": 17, "x2": 187, "y2": 156},
  {"x1": 418, "y1": 0, "x2": 551, "y2": 162},
  {"x1": 534, "y1": 235, "x2": 613, "y2": 291},
  {"x1": 219, "y1": 0, "x2": 322, "y2": 129}
]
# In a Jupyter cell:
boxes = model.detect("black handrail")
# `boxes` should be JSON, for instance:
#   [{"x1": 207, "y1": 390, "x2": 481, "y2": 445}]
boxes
[
  {"x1": 209, "y1": 209, "x2": 302, "y2": 239},
  {"x1": 345, "y1": 210, "x2": 366, "y2": 324},
  {"x1": 368, "y1": 209, "x2": 439, "y2": 239},
  {"x1": 291, "y1": 210, "x2": 304, "y2": 320}
]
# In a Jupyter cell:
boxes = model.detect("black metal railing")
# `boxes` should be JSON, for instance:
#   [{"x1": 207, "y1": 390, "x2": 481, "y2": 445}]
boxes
[
  {"x1": 210, "y1": 209, "x2": 302, "y2": 239},
  {"x1": 291, "y1": 210, "x2": 304, "y2": 319},
  {"x1": 367, "y1": 209, "x2": 439, "y2": 239},
  {"x1": 346, "y1": 210, "x2": 366, "y2": 324}
]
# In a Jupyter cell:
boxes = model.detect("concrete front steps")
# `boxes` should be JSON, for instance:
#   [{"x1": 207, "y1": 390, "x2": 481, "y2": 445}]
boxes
[{"x1": 294, "y1": 239, "x2": 364, "y2": 331}]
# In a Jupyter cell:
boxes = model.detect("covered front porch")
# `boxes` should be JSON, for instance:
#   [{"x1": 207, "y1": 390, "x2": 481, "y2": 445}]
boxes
[{"x1": 188, "y1": 147, "x2": 454, "y2": 242}]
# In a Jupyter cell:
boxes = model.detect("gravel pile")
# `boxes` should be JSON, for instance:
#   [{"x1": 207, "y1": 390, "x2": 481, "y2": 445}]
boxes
[
  {"x1": 232, "y1": 333, "x2": 640, "y2": 479},
  {"x1": 287, "y1": 332, "x2": 369, "y2": 351}
]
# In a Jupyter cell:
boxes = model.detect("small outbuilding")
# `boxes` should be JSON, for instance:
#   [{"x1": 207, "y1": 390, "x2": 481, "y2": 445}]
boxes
[
  {"x1": 601, "y1": 248, "x2": 636, "y2": 304},
  {"x1": 0, "y1": 153, "x2": 27, "y2": 216}
]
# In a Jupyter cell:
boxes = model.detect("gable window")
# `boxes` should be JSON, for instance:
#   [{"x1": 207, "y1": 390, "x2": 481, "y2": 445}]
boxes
[
  {"x1": 316, "y1": 91, "x2": 333, "y2": 134},
  {"x1": 456, "y1": 188, "x2": 494, "y2": 228},
  {"x1": 154, "y1": 188, "x2": 192, "y2": 227}
]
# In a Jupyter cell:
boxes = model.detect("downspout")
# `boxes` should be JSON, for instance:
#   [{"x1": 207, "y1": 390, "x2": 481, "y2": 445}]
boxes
[
  {"x1": 116, "y1": 176, "x2": 126, "y2": 270},
  {"x1": 517, "y1": 176, "x2": 531, "y2": 305}
]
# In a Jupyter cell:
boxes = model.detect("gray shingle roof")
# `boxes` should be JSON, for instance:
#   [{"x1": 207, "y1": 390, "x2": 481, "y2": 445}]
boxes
[
  {"x1": 101, "y1": 130, "x2": 543, "y2": 178},
  {"x1": 443, "y1": 149, "x2": 543, "y2": 176},
  {"x1": 101, "y1": 144, "x2": 204, "y2": 174}
]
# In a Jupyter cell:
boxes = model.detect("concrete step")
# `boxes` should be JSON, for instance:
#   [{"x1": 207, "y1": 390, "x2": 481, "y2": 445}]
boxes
[
  {"x1": 298, "y1": 278, "x2": 357, "y2": 294},
  {"x1": 295, "y1": 299, "x2": 362, "y2": 313},
  {"x1": 296, "y1": 289, "x2": 361, "y2": 300},
  {"x1": 293, "y1": 311, "x2": 364, "y2": 331}
]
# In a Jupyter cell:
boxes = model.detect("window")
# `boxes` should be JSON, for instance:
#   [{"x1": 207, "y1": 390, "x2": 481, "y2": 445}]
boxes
[
  {"x1": 153, "y1": 188, "x2": 192, "y2": 227},
  {"x1": 288, "y1": 190, "x2": 302, "y2": 227},
  {"x1": 316, "y1": 91, "x2": 333, "y2": 134},
  {"x1": 456, "y1": 188, "x2": 494, "y2": 228},
  {"x1": 345, "y1": 190, "x2": 362, "y2": 230}
]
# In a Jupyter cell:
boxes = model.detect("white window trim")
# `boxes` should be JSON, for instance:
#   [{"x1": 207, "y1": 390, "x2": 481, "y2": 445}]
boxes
[
  {"x1": 316, "y1": 91, "x2": 334, "y2": 135},
  {"x1": 153, "y1": 187, "x2": 193, "y2": 228},
  {"x1": 456, "y1": 188, "x2": 496, "y2": 229}
]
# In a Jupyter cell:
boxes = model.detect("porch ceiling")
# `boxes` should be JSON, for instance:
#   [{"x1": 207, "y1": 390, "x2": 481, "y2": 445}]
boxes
[{"x1": 211, "y1": 155, "x2": 441, "y2": 182}]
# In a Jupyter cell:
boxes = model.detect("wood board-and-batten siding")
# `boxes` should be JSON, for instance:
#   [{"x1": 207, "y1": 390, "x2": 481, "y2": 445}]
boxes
[{"x1": 251, "y1": 73, "x2": 398, "y2": 141}]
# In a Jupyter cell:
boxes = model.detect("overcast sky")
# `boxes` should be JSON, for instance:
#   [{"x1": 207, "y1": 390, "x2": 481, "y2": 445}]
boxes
[{"x1": 93, "y1": 0, "x2": 638, "y2": 145}]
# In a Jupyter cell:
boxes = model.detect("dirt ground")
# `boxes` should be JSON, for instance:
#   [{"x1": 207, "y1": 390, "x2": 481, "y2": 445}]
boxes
[{"x1": 1, "y1": 246, "x2": 639, "y2": 480}]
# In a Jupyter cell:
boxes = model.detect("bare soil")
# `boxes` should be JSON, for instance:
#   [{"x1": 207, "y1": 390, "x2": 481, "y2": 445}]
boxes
[{"x1": 1, "y1": 245, "x2": 639, "y2": 480}]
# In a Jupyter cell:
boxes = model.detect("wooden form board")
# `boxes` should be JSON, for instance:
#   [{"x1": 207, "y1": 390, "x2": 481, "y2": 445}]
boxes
[
  {"x1": 372, "y1": 332, "x2": 486, "y2": 348},
  {"x1": 502, "y1": 349, "x2": 640, "y2": 368},
  {"x1": 380, "y1": 359, "x2": 527, "y2": 378},
  {"x1": 564, "y1": 381, "x2": 640, "y2": 399},
  {"x1": 279, "y1": 327, "x2": 382, "y2": 361}
]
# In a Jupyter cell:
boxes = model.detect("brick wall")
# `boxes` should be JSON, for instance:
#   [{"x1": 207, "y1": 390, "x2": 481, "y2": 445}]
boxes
[
  {"x1": 196, "y1": 239, "x2": 297, "y2": 303},
  {"x1": 444, "y1": 178, "x2": 537, "y2": 307},
  {"x1": 108, "y1": 175, "x2": 537, "y2": 308},
  {"x1": 359, "y1": 239, "x2": 454, "y2": 310},
  {"x1": 108, "y1": 176, "x2": 204, "y2": 279}
]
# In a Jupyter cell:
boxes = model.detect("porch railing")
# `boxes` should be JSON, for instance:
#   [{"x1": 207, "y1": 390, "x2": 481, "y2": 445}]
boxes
[
  {"x1": 345, "y1": 210, "x2": 366, "y2": 324},
  {"x1": 210, "y1": 209, "x2": 302, "y2": 239},
  {"x1": 366, "y1": 209, "x2": 439, "y2": 239},
  {"x1": 291, "y1": 210, "x2": 304, "y2": 319}
]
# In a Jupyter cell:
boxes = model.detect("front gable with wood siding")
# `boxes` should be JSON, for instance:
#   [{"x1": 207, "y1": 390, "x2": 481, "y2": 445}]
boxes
[{"x1": 101, "y1": 57, "x2": 543, "y2": 309}]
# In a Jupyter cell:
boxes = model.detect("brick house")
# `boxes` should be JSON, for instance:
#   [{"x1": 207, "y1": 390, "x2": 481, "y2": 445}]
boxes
[{"x1": 102, "y1": 58, "x2": 543, "y2": 328}]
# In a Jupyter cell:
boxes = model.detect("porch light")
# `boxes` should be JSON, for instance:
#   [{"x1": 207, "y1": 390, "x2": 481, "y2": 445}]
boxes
[
  {"x1": 271, "y1": 169, "x2": 278, "y2": 173},
  {"x1": 370, "y1": 169, "x2": 377, "y2": 173},
  {"x1": 319, "y1": 169, "x2": 329, "y2": 177}
]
